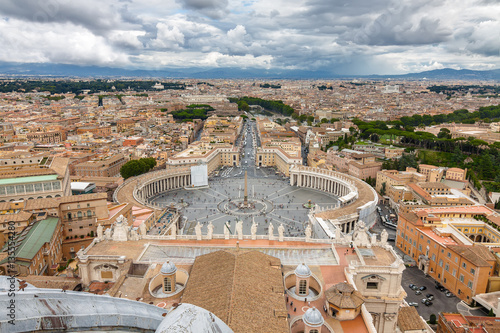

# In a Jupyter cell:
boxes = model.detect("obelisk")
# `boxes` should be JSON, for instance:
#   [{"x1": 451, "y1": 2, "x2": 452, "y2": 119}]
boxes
[{"x1": 244, "y1": 171, "x2": 248, "y2": 206}]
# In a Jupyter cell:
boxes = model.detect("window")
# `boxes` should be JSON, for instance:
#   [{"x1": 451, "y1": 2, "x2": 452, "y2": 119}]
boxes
[
  {"x1": 445, "y1": 264, "x2": 449, "y2": 272},
  {"x1": 367, "y1": 282, "x2": 378, "y2": 290},
  {"x1": 164, "y1": 277, "x2": 172, "y2": 292},
  {"x1": 462, "y1": 263, "x2": 467, "y2": 269},
  {"x1": 455, "y1": 257, "x2": 458, "y2": 263},
  {"x1": 447, "y1": 252, "x2": 451, "y2": 258},
  {"x1": 299, "y1": 280, "x2": 307, "y2": 295},
  {"x1": 87, "y1": 210, "x2": 92, "y2": 217},
  {"x1": 310, "y1": 330, "x2": 319, "y2": 333},
  {"x1": 470, "y1": 268, "x2": 475, "y2": 275},
  {"x1": 468, "y1": 281, "x2": 473, "y2": 289},
  {"x1": 452, "y1": 269, "x2": 456, "y2": 277},
  {"x1": 432, "y1": 254, "x2": 436, "y2": 262},
  {"x1": 419, "y1": 245, "x2": 422, "y2": 251},
  {"x1": 459, "y1": 274, "x2": 464, "y2": 283}
]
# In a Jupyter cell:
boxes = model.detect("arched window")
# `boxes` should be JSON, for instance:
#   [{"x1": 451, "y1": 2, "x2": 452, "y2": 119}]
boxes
[
  {"x1": 67, "y1": 213, "x2": 72, "y2": 220},
  {"x1": 164, "y1": 277, "x2": 172, "y2": 292},
  {"x1": 77, "y1": 211, "x2": 82, "y2": 218},
  {"x1": 87, "y1": 210, "x2": 92, "y2": 217},
  {"x1": 310, "y1": 330, "x2": 319, "y2": 333},
  {"x1": 299, "y1": 280, "x2": 307, "y2": 295}
]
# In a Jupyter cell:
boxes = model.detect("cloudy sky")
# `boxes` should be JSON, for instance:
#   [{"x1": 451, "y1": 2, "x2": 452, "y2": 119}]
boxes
[{"x1": 0, "y1": 0, "x2": 499, "y2": 74}]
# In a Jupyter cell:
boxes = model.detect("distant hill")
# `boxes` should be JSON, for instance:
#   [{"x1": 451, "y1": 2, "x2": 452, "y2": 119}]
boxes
[
  {"x1": 365, "y1": 68, "x2": 500, "y2": 81},
  {"x1": 0, "y1": 62, "x2": 499, "y2": 80}
]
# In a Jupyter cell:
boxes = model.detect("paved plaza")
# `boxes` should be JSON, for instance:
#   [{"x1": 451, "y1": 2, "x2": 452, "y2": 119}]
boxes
[
  {"x1": 149, "y1": 120, "x2": 338, "y2": 238},
  {"x1": 150, "y1": 171, "x2": 339, "y2": 237}
]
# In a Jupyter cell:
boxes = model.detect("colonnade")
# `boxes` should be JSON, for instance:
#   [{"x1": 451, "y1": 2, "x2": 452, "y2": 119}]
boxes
[
  {"x1": 137, "y1": 172, "x2": 192, "y2": 202},
  {"x1": 291, "y1": 172, "x2": 350, "y2": 197}
]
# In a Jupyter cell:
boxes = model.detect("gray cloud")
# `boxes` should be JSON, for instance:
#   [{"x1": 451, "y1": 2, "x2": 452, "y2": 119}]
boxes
[
  {"x1": 0, "y1": 0, "x2": 497, "y2": 74},
  {"x1": 176, "y1": 0, "x2": 229, "y2": 19}
]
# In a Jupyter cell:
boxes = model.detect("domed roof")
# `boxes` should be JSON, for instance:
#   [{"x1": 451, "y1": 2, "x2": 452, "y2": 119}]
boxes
[
  {"x1": 160, "y1": 261, "x2": 177, "y2": 275},
  {"x1": 295, "y1": 263, "x2": 311, "y2": 278},
  {"x1": 325, "y1": 282, "x2": 365, "y2": 309},
  {"x1": 156, "y1": 303, "x2": 233, "y2": 333},
  {"x1": 303, "y1": 307, "x2": 324, "y2": 327}
]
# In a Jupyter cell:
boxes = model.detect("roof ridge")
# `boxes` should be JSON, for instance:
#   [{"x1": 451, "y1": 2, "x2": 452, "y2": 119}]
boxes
[{"x1": 226, "y1": 249, "x2": 239, "y2": 328}]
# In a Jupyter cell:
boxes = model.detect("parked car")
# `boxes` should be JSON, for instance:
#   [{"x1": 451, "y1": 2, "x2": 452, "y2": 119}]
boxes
[
  {"x1": 415, "y1": 290, "x2": 422, "y2": 295},
  {"x1": 408, "y1": 302, "x2": 419, "y2": 307},
  {"x1": 421, "y1": 298, "x2": 428, "y2": 304},
  {"x1": 435, "y1": 282, "x2": 443, "y2": 289},
  {"x1": 425, "y1": 294, "x2": 434, "y2": 301},
  {"x1": 438, "y1": 286, "x2": 446, "y2": 292},
  {"x1": 424, "y1": 300, "x2": 433, "y2": 306},
  {"x1": 419, "y1": 286, "x2": 427, "y2": 291},
  {"x1": 445, "y1": 291, "x2": 454, "y2": 297},
  {"x1": 409, "y1": 284, "x2": 417, "y2": 290}
]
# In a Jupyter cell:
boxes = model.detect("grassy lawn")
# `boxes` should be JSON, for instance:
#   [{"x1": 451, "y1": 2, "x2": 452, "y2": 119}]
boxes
[{"x1": 418, "y1": 150, "x2": 455, "y2": 166}]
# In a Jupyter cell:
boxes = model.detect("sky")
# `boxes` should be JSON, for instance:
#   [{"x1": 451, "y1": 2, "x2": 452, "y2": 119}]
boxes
[{"x1": 0, "y1": 0, "x2": 499, "y2": 75}]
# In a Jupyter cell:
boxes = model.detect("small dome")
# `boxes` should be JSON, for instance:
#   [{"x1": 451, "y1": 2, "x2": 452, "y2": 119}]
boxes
[
  {"x1": 295, "y1": 263, "x2": 311, "y2": 278},
  {"x1": 161, "y1": 261, "x2": 177, "y2": 275},
  {"x1": 303, "y1": 307, "x2": 324, "y2": 327},
  {"x1": 156, "y1": 303, "x2": 233, "y2": 333}
]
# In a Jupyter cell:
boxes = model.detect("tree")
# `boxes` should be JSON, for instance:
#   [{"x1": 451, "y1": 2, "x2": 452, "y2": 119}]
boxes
[
  {"x1": 370, "y1": 133, "x2": 379, "y2": 142},
  {"x1": 120, "y1": 158, "x2": 157, "y2": 179},
  {"x1": 307, "y1": 115, "x2": 315, "y2": 123},
  {"x1": 438, "y1": 128, "x2": 451, "y2": 139},
  {"x1": 380, "y1": 182, "x2": 387, "y2": 196},
  {"x1": 429, "y1": 314, "x2": 437, "y2": 325}
]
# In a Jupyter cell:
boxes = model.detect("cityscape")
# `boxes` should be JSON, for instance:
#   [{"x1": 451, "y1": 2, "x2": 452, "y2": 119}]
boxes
[{"x1": 0, "y1": 0, "x2": 500, "y2": 333}]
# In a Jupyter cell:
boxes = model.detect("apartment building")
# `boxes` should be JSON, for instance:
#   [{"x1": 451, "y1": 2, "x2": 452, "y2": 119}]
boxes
[
  {"x1": 396, "y1": 206, "x2": 497, "y2": 304},
  {"x1": 73, "y1": 154, "x2": 127, "y2": 177},
  {"x1": 0, "y1": 217, "x2": 63, "y2": 276},
  {"x1": 0, "y1": 157, "x2": 71, "y2": 202},
  {"x1": 418, "y1": 164, "x2": 445, "y2": 182}
]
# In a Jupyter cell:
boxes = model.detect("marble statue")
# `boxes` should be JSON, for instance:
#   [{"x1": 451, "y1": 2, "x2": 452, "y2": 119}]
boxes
[
  {"x1": 268, "y1": 222, "x2": 274, "y2": 240},
  {"x1": 207, "y1": 222, "x2": 214, "y2": 240},
  {"x1": 112, "y1": 215, "x2": 129, "y2": 242},
  {"x1": 251, "y1": 221, "x2": 258, "y2": 240},
  {"x1": 139, "y1": 222, "x2": 147, "y2": 237},
  {"x1": 130, "y1": 228, "x2": 139, "y2": 241},
  {"x1": 278, "y1": 224, "x2": 285, "y2": 242},
  {"x1": 104, "y1": 228, "x2": 112, "y2": 240},
  {"x1": 170, "y1": 222, "x2": 177, "y2": 239},
  {"x1": 96, "y1": 224, "x2": 103, "y2": 241},
  {"x1": 195, "y1": 222, "x2": 202, "y2": 241},
  {"x1": 236, "y1": 220, "x2": 243, "y2": 240},
  {"x1": 380, "y1": 229, "x2": 388, "y2": 246},
  {"x1": 224, "y1": 222, "x2": 230, "y2": 240},
  {"x1": 352, "y1": 220, "x2": 370, "y2": 247},
  {"x1": 305, "y1": 224, "x2": 312, "y2": 242},
  {"x1": 370, "y1": 233, "x2": 377, "y2": 247},
  {"x1": 335, "y1": 226, "x2": 341, "y2": 241}
]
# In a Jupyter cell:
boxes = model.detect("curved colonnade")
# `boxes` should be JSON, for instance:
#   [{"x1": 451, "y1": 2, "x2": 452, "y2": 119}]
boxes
[
  {"x1": 114, "y1": 165, "x2": 377, "y2": 237},
  {"x1": 289, "y1": 165, "x2": 378, "y2": 236}
]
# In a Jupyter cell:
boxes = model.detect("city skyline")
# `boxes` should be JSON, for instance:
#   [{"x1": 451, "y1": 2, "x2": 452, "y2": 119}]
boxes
[{"x1": 0, "y1": 0, "x2": 499, "y2": 75}]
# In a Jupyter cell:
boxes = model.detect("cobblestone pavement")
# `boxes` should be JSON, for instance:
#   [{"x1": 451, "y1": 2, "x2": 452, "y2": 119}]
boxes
[{"x1": 150, "y1": 172, "x2": 339, "y2": 237}]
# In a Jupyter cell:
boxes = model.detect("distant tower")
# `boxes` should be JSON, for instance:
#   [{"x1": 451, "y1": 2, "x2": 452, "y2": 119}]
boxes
[{"x1": 244, "y1": 171, "x2": 248, "y2": 206}]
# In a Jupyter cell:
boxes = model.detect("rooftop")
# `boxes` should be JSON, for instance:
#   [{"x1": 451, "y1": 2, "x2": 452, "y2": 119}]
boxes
[{"x1": 0, "y1": 174, "x2": 58, "y2": 186}]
